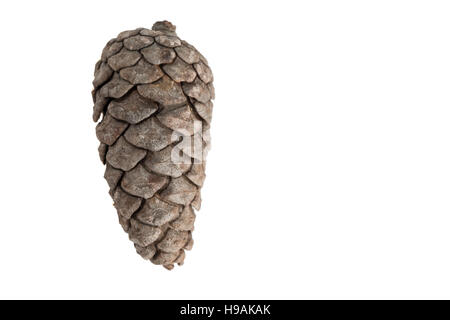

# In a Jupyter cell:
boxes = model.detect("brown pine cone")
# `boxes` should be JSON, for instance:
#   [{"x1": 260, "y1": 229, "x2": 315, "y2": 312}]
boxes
[{"x1": 92, "y1": 20, "x2": 214, "y2": 270}]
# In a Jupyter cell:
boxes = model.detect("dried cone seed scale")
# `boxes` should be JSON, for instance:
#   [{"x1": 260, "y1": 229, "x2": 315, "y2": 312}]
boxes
[{"x1": 92, "y1": 21, "x2": 214, "y2": 270}]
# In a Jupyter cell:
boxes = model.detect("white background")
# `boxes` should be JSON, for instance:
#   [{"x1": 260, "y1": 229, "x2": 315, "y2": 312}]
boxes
[{"x1": 0, "y1": 0, "x2": 449, "y2": 299}]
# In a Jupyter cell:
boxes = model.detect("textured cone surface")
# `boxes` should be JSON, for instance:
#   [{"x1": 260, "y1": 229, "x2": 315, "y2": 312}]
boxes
[{"x1": 92, "y1": 21, "x2": 214, "y2": 269}]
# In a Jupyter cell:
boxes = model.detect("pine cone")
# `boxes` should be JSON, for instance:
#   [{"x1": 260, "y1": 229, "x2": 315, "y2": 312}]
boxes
[{"x1": 92, "y1": 21, "x2": 214, "y2": 270}]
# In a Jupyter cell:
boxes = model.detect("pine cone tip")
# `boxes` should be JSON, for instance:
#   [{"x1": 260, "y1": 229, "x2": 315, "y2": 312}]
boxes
[{"x1": 152, "y1": 20, "x2": 176, "y2": 33}]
